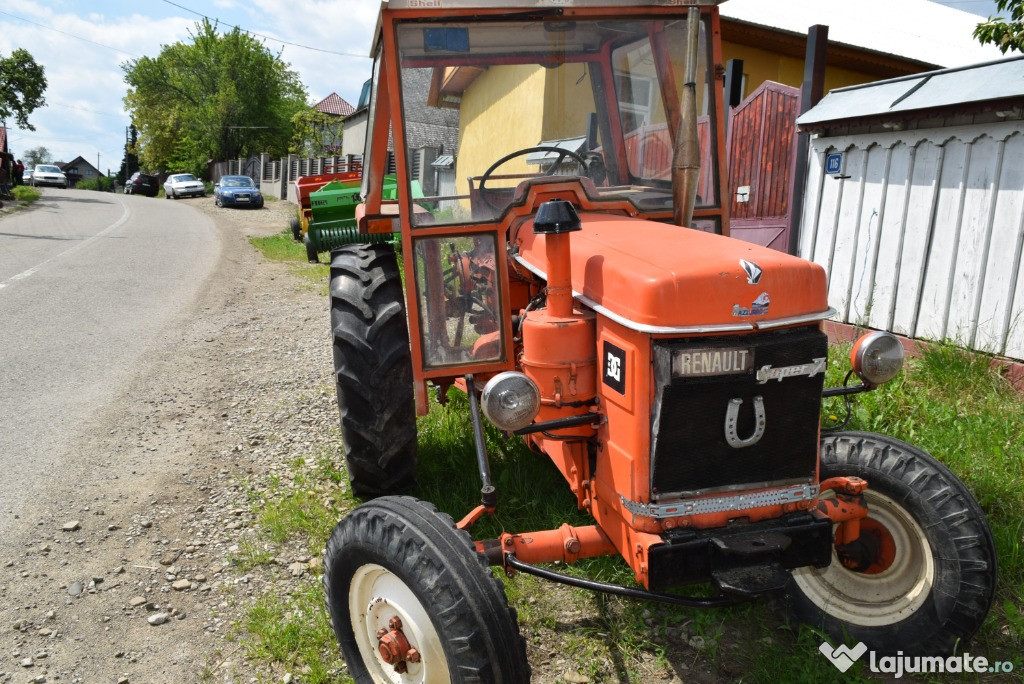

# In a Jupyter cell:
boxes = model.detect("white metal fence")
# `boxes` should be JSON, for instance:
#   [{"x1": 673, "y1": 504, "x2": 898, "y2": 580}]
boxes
[{"x1": 799, "y1": 120, "x2": 1024, "y2": 361}]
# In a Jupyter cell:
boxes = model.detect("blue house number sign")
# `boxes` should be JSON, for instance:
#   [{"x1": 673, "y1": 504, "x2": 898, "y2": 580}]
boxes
[{"x1": 825, "y1": 151, "x2": 844, "y2": 176}]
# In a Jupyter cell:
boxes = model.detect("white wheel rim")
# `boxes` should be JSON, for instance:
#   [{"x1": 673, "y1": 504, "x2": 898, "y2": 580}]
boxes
[
  {"x1": 349, "y1": 563, "x2": 450, "y2": 684},
  {"x1": 792, "y1": 489, "x2": 935, "y2": 626}
]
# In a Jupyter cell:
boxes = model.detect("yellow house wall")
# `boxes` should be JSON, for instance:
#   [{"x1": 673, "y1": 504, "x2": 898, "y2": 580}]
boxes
[
  {"x1": 541, "y1": 63, "x2": 597, "y2": 141},
  {"x1": 723, "y1": 41, "x2": 880, "y2": 98},
  {"x1": 456, "y1": 64, "x2": 546, "y2": 197}
]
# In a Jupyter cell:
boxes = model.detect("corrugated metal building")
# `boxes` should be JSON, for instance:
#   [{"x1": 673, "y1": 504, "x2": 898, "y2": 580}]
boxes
[{"x1": 796, "y1": 55, "x2": 1024, "y2": 362}]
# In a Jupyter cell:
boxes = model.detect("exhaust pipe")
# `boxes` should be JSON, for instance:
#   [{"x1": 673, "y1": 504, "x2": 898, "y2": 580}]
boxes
[{"x1": 673, "y1": 7, "x2": 701, "y2": 228}]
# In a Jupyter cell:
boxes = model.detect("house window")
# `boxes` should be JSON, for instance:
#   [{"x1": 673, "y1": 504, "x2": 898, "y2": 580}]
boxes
[{"x1": 615, "y1": 72, "x2": 653, "y2": 132}]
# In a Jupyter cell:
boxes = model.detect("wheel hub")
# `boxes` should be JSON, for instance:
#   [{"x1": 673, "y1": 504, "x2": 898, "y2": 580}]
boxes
[
  {"x1": 375, "y1": 616, "x2": 422, "y2": 673},
  {"x1": 836, "y1": 518, "x2": 896, "y2": 574}
]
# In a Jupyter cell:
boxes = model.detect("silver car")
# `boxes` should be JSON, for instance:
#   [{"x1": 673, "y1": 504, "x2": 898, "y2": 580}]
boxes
[
  {"x1": 163, "y1": 173, "x2": 206, "y2": 199},
  {"x1": 30, "y1": 164, "x2": 68, "y2": 188}
]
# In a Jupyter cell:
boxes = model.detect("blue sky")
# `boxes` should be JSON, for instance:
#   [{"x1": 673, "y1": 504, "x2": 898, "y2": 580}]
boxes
[
  {"x1": 0, "y1": 0, "x2": 1009, "y2": 174},
  {"x1": 935, "y1": 0, "x2": 1003, "y2": 15}
]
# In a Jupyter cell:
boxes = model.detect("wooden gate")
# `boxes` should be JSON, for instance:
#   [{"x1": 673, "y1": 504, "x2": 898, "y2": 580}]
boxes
[{"x1": 726, "y1": 81, "x2": 800, "y2": 251}]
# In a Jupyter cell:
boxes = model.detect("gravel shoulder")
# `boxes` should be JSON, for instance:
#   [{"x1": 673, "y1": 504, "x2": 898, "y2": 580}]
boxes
[{"x1": 0, "y1": 196, "x2": 335, "y2": 684}]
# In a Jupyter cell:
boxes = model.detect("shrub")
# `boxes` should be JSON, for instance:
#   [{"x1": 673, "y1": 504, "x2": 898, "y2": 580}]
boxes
[
  {"x1": 77, "y1": 176, "x2": 115, "y2": 192},
  {"x1": 11, "y1": 185, "x2": 41, "y2": 203}
]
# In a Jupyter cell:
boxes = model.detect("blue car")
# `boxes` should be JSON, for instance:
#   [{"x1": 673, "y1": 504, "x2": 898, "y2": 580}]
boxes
[{"x1": 214, "y1": 175, "x2": 264, "y2": 209}]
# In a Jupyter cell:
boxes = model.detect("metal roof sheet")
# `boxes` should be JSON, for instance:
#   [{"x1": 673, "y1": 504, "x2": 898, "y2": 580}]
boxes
[
  {"x1": 798, "y1": 55, "x2": 1024, "y2": 126},
  {"x1": 526, "y1": 136, "x2": 587, "y2": 165}
]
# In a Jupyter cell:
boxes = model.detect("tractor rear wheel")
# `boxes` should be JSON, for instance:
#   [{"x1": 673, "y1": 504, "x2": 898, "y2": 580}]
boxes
[
  {"x1": 330, "y1": 244, "x2": 417, "y2": 497},
  {"x1": 786, "y1": 431, "x2": 996, "y2": 656},
  {"x1": 324, "y1": 496, "x2": 530, "y2": 683},
  {"x1": 289, "y1": 216, "x2": 301, "y2": 241}
]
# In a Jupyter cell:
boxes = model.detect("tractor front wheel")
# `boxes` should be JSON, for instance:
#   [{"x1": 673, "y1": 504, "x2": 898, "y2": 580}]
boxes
[
  {"x1": 330, "y1": 244, "x2": 417, "y2": 497},
  {"x1": 323, "y1": 496, "x2": 530, "y2": 683},
  {"x1": 786, "y1": 431, "x2": 996, "y2": 655},
  {"x1": 304, "y1": 234, "x2": 319, "y2": 263}
]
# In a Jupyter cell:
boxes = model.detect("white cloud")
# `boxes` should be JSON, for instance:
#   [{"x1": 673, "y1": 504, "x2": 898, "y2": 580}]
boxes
[{"x1": 0, "y1": 1, "x2": 380, "y2": 172}]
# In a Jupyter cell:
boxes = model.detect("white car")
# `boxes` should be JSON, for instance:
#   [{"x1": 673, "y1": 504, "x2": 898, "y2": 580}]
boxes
[
  {"x1": 30, "y1": 164, "x2": 68, "y2": 188},
  {"x1": 163, "y1": 173, "x2": 206, "y2": 199}
]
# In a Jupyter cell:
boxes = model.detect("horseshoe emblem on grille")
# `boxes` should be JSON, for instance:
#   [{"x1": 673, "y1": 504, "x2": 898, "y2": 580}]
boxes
[{"x1": 725, "y1": 396, "x2": 766, "y2": 448}]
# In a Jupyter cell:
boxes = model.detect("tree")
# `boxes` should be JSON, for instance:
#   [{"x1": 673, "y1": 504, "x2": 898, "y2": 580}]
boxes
[
  {"x1": 0, "y1": 49, "x2": 46, "y2": 131},
  {"x1": 974, "y1": 0, "x2": 1024, "y2": 54},
  {"x1": 117, "y1": 125, "x2": 139, "y2": 184},
  {"x1": 23, "y1": 146, "x2": 50, "y2": 168},
  {"x1": 289, "y1": 109, "x2": 345, "y2": 157},
  {"x1": 122, "y1": 20, "x2": 307, "y2": 176}
]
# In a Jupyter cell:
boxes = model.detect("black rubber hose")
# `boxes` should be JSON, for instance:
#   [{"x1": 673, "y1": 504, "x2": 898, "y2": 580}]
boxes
[{"x1": 504, "y1": 554, "x2": 748, "y2": 608}]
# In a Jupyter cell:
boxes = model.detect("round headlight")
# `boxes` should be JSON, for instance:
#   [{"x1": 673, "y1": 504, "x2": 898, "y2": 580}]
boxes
[
  {"x1": 850, "y1": 331, "x2": 904, "y2": 386},
  {"x1": 481, "y1": 372, "x2": 541, "y2": 432}
]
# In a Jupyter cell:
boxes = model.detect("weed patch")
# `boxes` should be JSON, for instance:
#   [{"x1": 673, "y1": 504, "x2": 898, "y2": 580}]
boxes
[
  {"x1": 242, "y1": 584, "x2": 346, "y2": 684},
  {"x1": 12, "y1": 185, "x2": 41, "y2": 204},
  {"x1": 250, "y1": 232, "x2": 310, "y2": 262}
]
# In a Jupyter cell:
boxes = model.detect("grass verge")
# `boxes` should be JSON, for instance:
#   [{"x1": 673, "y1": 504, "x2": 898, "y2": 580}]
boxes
[
  {"x1": 249, "y1": 230, "x2": 330, "y2": 294},
  {"x1": 12, "y1": 185, "x2": 41, "y2": 204}
]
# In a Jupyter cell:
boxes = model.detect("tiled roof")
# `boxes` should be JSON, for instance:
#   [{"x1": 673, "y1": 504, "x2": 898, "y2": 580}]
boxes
[{"x1": 315, "y1": 93, "x2": 355, "y2": 117}]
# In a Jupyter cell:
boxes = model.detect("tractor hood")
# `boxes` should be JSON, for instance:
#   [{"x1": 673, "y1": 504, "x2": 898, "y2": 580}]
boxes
[{"x1": 514, "y1": 213, "x2": 832, "y2": 332}]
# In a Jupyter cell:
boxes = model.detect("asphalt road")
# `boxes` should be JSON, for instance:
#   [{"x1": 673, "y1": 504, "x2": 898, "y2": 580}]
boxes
[{"x1": 0, "y1": 188, "x2": 220, "y2": 535}]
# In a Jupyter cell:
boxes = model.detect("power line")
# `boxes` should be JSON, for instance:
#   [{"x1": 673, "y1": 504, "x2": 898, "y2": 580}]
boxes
[
  {"x1": 159, "y1": 0, "x2": 371, "y2": 59},
  {"x1": 47, "y1": 101, "x2": 127, "y2": 120},
  {"x1": 0, "y1": 10, "x2": 141, "y2": 58}
]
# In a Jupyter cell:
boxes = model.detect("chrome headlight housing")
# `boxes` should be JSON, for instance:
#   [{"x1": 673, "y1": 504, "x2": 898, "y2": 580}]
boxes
[
  {"x1": 480, "y1": 372, "x2": 541, "y2": 432},
  {"x1": 850, "y1": 331, "x2": 905, "y2": 386}
]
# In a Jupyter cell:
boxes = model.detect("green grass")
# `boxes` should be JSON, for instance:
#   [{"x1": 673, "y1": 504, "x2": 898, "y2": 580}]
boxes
[
  {"x1": 76, "y1": 176, "x2": 115, "y2": 192},
  {"x1": 11, "y1": 185, "x2": 41, "y2": 204},
  {"x1": 241, "y1": 583, "x2": 346, "y2": 684},
  {"x1": 250, "y1": 232, "x2": 307, "y2": 261},
  {"x1": 249, "y1": 230, "x2": 331, "y2": 294}
]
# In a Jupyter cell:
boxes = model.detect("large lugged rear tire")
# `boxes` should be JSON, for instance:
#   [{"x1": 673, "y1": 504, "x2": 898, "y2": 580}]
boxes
[
  {"x1": 324, "y1": 496, "x2": 530, "y2": 683},
  {"x1": 786, "y1": 431, "x2": 996, "y2": 656},
  {"x1": 330, "y1": 244, "x2": 417, "y2": 497}
]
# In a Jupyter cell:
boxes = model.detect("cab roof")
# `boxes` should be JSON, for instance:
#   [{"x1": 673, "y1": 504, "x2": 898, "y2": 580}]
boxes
[
  {"x1": 372, "y1": 0, "x2": 724, "y2": 54},
  {"x1": 383, "y1": 0, "x2": 723, "y2": 7}
]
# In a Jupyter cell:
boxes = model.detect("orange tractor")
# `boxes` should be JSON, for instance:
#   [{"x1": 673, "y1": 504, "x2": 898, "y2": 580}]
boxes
[{"x1": 322, "y1": 1, "x2": 996, "y2": 680}]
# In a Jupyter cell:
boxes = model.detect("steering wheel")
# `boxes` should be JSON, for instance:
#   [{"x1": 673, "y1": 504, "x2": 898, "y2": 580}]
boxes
[{"x1": 477, "y1": 146, "x2": 589, "y2": 213}]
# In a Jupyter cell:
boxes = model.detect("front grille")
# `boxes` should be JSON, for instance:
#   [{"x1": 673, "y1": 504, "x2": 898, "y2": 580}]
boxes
[{"x1": 650, "y1": 326, "x2": 827, "y2": 499}]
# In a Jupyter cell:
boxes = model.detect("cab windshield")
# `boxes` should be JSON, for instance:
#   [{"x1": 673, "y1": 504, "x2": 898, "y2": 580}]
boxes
[{"x1": 394, "y1": 15, "x2": 717, "y2": 227}]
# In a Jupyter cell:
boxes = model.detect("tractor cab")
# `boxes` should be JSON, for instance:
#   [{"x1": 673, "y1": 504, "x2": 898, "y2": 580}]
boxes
[{"x1": 358, "y1": 0, "x2": 732, "y2": 401}]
